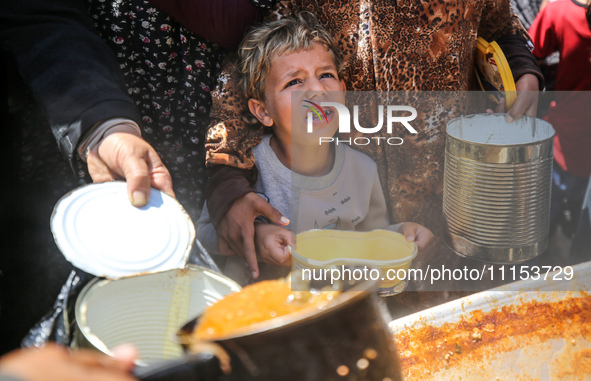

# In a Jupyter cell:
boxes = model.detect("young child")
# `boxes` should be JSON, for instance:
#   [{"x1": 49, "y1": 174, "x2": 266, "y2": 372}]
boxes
[
  {"x1": 529, "y1": 0, "x2": 591, "y2": 239},
  {"x1": 196, "y1": 13, "x2": 433, "y2": 284}
]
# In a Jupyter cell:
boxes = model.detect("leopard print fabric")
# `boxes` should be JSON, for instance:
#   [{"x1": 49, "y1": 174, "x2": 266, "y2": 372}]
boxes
[{"x1": 206, "y1": 0, "x2": 531, "y2": 236}]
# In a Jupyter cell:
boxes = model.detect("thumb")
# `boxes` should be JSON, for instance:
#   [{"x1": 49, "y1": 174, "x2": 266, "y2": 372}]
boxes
[
  {"x1": 119, "y1": 155, "x2": 152, "y2": 207},
  {"x1": 505, "y1": 97, "x2": 529, "y2": 123},
  {"x1": 111, "y1": 344, "x2": 138, "y2": 372},
  {"x1": 257, "y1": 201, "x2": 290, "y2": 226},
  {"x1": 402, "y1": 225, "x2": 415, "y2": 242}
]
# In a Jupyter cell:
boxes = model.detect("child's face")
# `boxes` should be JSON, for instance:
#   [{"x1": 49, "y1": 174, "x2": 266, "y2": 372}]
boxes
[{"x1": 248, "y1": 43, "x2": 346, "y2": 147}]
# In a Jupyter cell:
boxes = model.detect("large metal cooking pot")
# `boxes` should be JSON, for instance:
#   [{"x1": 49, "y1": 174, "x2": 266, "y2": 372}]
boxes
[
  {"x1": 174, "y1": 278, "x2": 402, "y2": 381},
  {"x1": 76, "y1": 267, "x2": 402, "y2": 381},
  {"x1": 443, "y1": 113, "x2": 555, "y2": 263},
  {"x1": 129, "y1": 278, "x2": 402, "y2": 381}
]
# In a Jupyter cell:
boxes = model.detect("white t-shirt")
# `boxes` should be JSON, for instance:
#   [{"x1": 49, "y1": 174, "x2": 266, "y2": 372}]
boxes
[{"x1": 196, "y1": 134, "x2": 397, "y2": 284}]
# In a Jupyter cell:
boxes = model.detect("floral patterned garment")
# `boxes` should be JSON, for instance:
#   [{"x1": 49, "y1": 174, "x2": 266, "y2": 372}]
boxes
[{"x1": 86, "y1": 0, "x2": 226, "y2": 219}]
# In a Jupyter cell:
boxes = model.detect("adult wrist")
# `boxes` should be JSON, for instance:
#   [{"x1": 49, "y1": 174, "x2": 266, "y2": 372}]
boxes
[{"x1": 77, "y1": 118, "x2": 142, "y2": 162}]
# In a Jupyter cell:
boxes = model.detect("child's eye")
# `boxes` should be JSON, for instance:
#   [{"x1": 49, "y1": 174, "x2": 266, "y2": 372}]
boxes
[
  {"x1": 284, "y1": 79, "x2": 301, "y2": 88},
  {"x1": 320, "y1": 73, "x2": 335, "y2": 79}
]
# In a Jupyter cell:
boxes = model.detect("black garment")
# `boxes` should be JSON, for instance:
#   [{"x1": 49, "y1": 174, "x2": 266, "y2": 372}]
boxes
[
  {"x1": 0, "y1": 0, "x2": 142, "y2": 354},
  {"x1": 0, "y1": 0, "x2": 141, "y2": 164},
  {"x1": 0, "y1": 57, "x2": 79, "y2": 355},
  {"x1": 0, "y1": 0, "x2": 254, "y2": 353}
]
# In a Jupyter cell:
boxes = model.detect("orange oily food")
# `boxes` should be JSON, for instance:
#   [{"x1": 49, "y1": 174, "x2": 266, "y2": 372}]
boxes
[{"x1": 194, "y1": 279, "x2": 339, "y2": 340}]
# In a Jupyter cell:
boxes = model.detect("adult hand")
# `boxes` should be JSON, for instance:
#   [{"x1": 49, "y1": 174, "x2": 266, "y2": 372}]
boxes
[
  {"x1": 487, "y1": 74, "x2": 539, "y2": 122},
  {"x1": 506, "y1": 73, "x2": 539, "y2": 122},
  {"x1": 0, "y1": 344, "x2": 137, "y2": 381},
  {"x1": 87, "y1": 132, "x2": 175, "y2": 207},
  {"x1": 216, "y1": 192, "x2": 289, "y2": 279},
  {"x1": 254, "y1": 222, "x2": 292, "y2": 267}
]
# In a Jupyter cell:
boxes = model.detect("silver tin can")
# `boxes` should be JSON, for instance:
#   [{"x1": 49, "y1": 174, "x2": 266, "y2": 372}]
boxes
[
  {"x1": 74, "y1": 266, "x2": 240, "y2": 365},
  {"x1": 443, "y1": 114, "x2": 555, "y2": 263}
]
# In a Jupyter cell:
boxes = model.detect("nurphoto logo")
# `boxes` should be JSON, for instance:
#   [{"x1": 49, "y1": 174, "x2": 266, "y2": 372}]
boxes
[
  {"x1": 306, "y1": 102, "x2": 418, "y2": 146},
  {"x1": 303, "y1": 100, "x2": 329, "y2": 124}
]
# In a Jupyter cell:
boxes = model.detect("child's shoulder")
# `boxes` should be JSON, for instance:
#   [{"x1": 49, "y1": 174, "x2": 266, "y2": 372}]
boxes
[{"x1": 252, "y1": 134, "x2": 272, "y2": 157}]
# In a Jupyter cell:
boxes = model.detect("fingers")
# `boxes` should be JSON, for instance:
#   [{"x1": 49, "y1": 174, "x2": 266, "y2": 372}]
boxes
[
  {"x1": 217, "y1": 236, "x2": 234, "y2": 257},
  {"x1": 241, "y1": 224, "x2": 260, "y2": 279},
  {"x1": 111, "y1": 344, "x2": 138, "y2": 373},
  {"x1": 524, "y1": 98, "x2": 538, "y2": 117},
  {"x1": 274, "y1": 229, "x2": 292, "y2": 267},
  {"x1": 254, "y1": 224, "x2": 292, "y2": 267},
  {"x1": 505, "y1": 97, "x2": 530, "y2": 122},
  {"x1": 0, "y1": 345, "x2": 137, "y2": 381},
  {"x1": 255, "y1": 197, "x2": 289, "y2": 226},
  {"x1": 214, "y1": 192, "x2": 289, "y2": 276},
  {"x1": 70, "y1": 349, "x2": 138, "y2": 381},
  {"x1": 119, "y1": 153, "x2": 151, "y2": 207},
  {"x1": 92, "y1": 132, "x2": 175, "y2": 207},
  {"x1": 401, "y1": 223, "x2": 416, "y2": 242},
  {"x1": 87, "y1": 149, "x2": 116, "y2": 183},
  {"x1": 485, "y1": 97, "x2": 505, "y2": 115},
  {"x1": 507, "y1": 74, "x2": 540, "y2": 122},
  {"x1": 217, "y1": 218, "x2": 253, "y2": 258},
  {"x1": 147, "y1": 150, "x2": 175, "y2": 199},
  {"x1": 267, "y1": 245, "x2": 291, "y2": 267},
  {"x1": 70, "y1": 350, "x2": 122, "y2": 370},
  {"x1": 399, "y1": 223, "x2": 434, "y2": 252},
  {"x1": 414, "y1": 228, "x2": 434, "y2": 252},
  {"x1": 495, "y1": 97, "x2": 506, "y2": 114}
]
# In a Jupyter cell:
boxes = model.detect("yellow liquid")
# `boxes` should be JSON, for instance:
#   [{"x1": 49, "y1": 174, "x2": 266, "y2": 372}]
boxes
[{"x1": 296, "y1": 229, "x2": 414, "y2": 262}]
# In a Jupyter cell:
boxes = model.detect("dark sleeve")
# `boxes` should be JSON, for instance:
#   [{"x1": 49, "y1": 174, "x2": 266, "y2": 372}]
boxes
[
  {"x1": 478, "y1": 1, "x2": 544, "y2": 90},
  {"x1": 205, "y1": 165, "x2": 258, "y2": 227},
  {"x1": 0, "y1": 0, "x2": 141, "y2": 163},
  {"x1": 148, "y1": 0, "x2": 265, "y2": 49},
  {"x1": 496, "y1": 34, "x2": 545, "y2": 90}
]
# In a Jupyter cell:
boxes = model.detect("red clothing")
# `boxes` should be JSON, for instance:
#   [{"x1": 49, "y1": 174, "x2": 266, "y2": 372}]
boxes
[{"x1": 529, "y1": 0, "x2": 591, "y2": 177}]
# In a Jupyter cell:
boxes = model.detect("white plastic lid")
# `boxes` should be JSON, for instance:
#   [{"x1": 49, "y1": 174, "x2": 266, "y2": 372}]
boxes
[{"x1": 51, "y1": 182, "x2": 195, "y2": 279}]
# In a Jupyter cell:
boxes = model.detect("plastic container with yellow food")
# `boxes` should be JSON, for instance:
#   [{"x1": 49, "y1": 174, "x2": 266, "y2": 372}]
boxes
[{"x1": 290, "y1": 229, "x2": 417, "y2": 297}]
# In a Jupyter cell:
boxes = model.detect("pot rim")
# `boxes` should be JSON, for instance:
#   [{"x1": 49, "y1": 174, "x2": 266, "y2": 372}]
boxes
[{"x1": 180, "y1": 276, "x2": 379, "y2": 343}]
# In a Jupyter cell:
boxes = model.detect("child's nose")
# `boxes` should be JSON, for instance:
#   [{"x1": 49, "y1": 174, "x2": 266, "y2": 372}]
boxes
[{"x1": 305, "y1": 77, "x2": 327, "y2": 98}]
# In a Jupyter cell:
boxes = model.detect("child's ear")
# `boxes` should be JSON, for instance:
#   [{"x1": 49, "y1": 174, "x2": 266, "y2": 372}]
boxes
[
  {"x1": 340, "y1": 79, "x2": 346, "y2": 91},
  {"x1": 248, "y1": 98, "x2": 274, "y2": 127}
]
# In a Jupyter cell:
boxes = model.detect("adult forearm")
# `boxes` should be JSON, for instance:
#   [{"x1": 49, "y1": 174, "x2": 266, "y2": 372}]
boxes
[
  {"x1": 0, "y1": 0, "x2": 140, "y2": 162},
  {"x1": 205, "y1": 165, "x2": 258, "y2": 227},
  {"x1": 496, "y1": 34, "x2": 544, "y2": 90}
]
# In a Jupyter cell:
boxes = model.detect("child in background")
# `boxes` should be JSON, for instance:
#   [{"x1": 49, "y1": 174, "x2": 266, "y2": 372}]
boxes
[
  {"x1": 529, "y1": 0, "x2": 591, "y2": 239},
  {"x1": 196, "y1": 13, "x2": 433, "y2": 284}
]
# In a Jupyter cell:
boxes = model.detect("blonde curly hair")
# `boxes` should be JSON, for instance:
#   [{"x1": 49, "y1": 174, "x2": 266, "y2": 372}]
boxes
[{"x1": 238, "y1": 12, "x2": 345, "y2": 103}]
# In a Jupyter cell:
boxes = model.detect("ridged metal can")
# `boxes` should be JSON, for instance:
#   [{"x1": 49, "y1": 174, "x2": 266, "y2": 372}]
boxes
[
  {"x1": 443, "y1": 114, "x2": 555, "y2": 263},
  {"x1": 74, "y1": 266, "x2": 241, "y2": 365}
]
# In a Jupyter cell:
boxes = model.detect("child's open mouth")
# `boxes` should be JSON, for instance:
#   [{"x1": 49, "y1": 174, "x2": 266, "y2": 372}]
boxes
[
  {"x1": 311, "y1": 108, "x2": 333, "y2": 120},
  {"x1": 303, "y1": 101, "x2": 335, "y2": 126}
]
